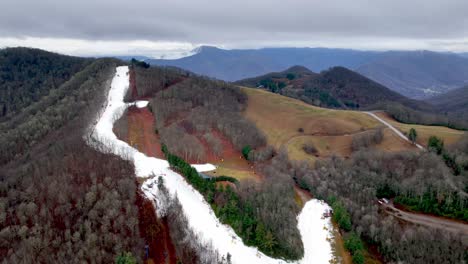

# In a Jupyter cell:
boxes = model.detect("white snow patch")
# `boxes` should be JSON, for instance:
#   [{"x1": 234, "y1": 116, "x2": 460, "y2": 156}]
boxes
[
  {"x1": 88, "y1": 66, "x2": 334, "y2": 264},
  {"x1": 135, "y1": 100, "x2": 149, "y2": 108},
  {"x1": 298, "y1": 201, "x2": 334, "y2": 263}
]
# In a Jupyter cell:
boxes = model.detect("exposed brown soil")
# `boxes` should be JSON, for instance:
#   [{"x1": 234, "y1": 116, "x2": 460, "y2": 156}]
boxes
[
  {"x1": 115, "y1": 105, "x2": 165, "y2": 159},
  {"x1": 136, "y1": 190, "x2": 177, "y2": 264}
]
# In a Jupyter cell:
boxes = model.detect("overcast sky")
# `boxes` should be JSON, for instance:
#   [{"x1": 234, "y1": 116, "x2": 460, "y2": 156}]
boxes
[{"x1": 1, "y1": 0, "x2": 468, "y2": 58}]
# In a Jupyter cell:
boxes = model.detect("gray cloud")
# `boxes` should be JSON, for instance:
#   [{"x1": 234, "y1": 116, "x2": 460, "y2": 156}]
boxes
[{"x1": 1, "y1": 0, "x2": 468, "y2": 53}]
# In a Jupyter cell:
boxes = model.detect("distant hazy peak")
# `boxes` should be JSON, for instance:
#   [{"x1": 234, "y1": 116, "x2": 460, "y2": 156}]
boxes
[{"x1": 192, "y1": 45, "x2": 222, "y2": 54}]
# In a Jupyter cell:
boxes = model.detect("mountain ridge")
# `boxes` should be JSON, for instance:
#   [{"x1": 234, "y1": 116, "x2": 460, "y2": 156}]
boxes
[
  {"x1": 236, "y1": 65, "x2": 429, "y2": 111},
  {"x1": 148, "y1": 47, "x2": 468, "y2": 99}
]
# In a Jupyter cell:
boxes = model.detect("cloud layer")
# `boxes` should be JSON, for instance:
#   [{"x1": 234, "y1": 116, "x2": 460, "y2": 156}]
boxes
[{"x1": 1, "y1": 0, "x2": 468, "y2": 56}]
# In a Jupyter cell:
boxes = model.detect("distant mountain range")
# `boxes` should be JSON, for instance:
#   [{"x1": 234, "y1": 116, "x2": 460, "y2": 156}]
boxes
[
  {"x1": 148, "y1": 46, "x2": 468, "y2": 99},
  {"x1": 426, "y1": 85, "x2": 468, "y2": 121},
  {"x1": 149, "y1": 46, "x2": 379, "y2": 81},
  {"x1": 356, "y1": 51, "x2": 468, "y2": 99}
]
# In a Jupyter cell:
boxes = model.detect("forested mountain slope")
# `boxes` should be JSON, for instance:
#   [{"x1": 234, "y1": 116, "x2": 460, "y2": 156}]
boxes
[
  {"x1": 427, "y1": 85, "x2": 468, "y2": 121},
  {"x1": 0, "y1": 49, "x2": 149, "y2": 262},
  {"x1": 0, "y1": 47, "x2": 92, "y2": 118}
]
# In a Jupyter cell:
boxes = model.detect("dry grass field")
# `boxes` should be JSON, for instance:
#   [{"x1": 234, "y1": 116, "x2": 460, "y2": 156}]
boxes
[{"x1": 242, "y1": 88, "x2": 418, "y2": 162}]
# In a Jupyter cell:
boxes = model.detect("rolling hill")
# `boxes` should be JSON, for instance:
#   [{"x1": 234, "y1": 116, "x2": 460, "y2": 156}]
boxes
[{"x1": 236, "y1": 65, "x2": 429, "y2": 111}]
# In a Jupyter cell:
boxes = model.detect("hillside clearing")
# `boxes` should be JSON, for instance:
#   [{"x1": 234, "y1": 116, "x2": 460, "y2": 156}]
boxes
[{"x1": 242, "y1": 88, "x2": 417, "y2": 161}]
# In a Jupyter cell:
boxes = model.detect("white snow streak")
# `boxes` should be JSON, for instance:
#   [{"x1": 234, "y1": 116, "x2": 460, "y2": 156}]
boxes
[{"x1": 89, "y1": 66, "x2": 334, "y2": 264}]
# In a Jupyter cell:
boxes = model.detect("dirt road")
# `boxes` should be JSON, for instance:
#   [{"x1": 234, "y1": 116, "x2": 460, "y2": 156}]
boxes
[
  {"x1": 381, "y1": 202, "x2": 468, "y2": 235},
  {"x1": 365, "y1": 112, "x2": 425, "y2": 150}
]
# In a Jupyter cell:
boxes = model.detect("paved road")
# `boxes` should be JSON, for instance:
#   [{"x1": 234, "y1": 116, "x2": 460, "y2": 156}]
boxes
[
  {"x1": 381, "y1": 202, "x2": 468, "y2": 235},
  {"x1": 365, "y1": 112, "x2": 425, "y2": 150}
]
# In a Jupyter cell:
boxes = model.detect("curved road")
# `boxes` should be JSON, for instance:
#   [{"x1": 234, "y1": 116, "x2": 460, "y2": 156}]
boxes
[
  {"x1": 381, "y1": 202, "x2": 468, "y2": 235},
  {"x1": 365, "y1": 111, "x2": 425, "y2": 150}
]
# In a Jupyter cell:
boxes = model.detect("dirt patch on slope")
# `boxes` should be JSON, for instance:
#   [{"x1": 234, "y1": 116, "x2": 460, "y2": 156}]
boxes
[
  {"x1": 114, "y1": 105, "x2": 165, "y2": 159},
  {"x1": 136, "y1": 191, "x2": 177, "y2": 264}
]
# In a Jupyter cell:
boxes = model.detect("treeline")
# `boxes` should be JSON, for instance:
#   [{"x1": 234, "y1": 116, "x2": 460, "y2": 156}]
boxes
[
  {"x1": 293, "y1": 148, "x2": 467, "y2": 263},
  {"x1": 394, "y1": 190, "x2": 467, "y2": 221},
  {"x1": 0, "y1": 47, "x2": 91, "y2": 118},
  {"x1": 373, "y1": 101, "x2": 468, "y2": 130},
  {"x1": 0, "y1": 58, "x2": 121, "y2": 165},
  {"x1": 161, "y1": 145, "x2": 300, "y2": 259}
]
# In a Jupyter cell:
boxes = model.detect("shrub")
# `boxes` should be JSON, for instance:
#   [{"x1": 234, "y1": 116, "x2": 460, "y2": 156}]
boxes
[
  {"x1": 242, "y1": 145, "x2": 252, "y2": 160},
  {"x1": 428, "y1": 136, "x2": 444, "y2": 155},
  {"x1": 408, "y1": 128, "x2": 418, "y2": 144},
  {"x1": 116, "y1": 252, "x2": 137, "y2": 264},
  {"x1": 302, "y1": 143, "x2": 318, "y2": 155}
]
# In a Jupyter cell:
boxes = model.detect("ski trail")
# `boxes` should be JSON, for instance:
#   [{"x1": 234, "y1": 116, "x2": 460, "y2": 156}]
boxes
[{"x1": 88, "y1": 66, "x2": 334, "y2": 264}]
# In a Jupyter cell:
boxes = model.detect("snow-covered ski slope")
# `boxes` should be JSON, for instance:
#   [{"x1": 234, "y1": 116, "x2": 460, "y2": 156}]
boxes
[{"x1": 89, "y1": 66, "x2": 334, "y2": 264}]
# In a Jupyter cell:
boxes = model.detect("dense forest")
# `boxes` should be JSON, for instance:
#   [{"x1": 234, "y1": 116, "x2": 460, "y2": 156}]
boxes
[
  {"x1": 0, "y1": 48, "x2": 92, "y2": 118},
  {"x1": 0, "y1": 57, "x2": 121, "y2": 164},
  {"x1": 294, "y1": 138, "x2": 468, "y2": 263},
  {"x1": 372, "y1": 101, "x2": 468, "y2": 130},
  {"x1": 0, "y1": 49, "x2": 149, "y2": 263}
]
